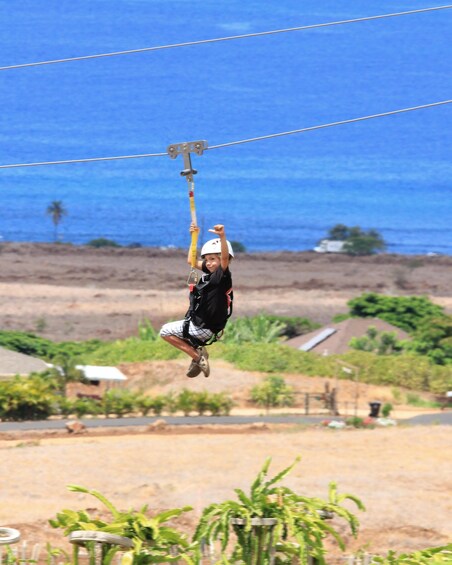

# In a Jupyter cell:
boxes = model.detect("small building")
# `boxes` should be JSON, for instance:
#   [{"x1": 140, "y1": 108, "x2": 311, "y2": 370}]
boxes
[
  {"x1": 75, "y1": 365, "x2": 127, "y2": 386},
  {"x1": 314, "y1": 239, "x2": 346, "y2": 253},
  {"x1": 285, "y1": 318, "x2": 410, "y2": 356},
  {"x1": 0, "y1": 346, "x2": 49, "y2": 378}
]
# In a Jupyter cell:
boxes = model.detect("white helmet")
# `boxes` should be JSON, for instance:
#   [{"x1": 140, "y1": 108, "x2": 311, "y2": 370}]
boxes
[{"x1": 201, "y1": 238, "x2": 234, "y2": 258}]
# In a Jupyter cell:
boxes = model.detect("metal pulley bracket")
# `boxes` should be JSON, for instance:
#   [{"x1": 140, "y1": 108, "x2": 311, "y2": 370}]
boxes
[{"x1": 167, "y1": 140, "x2": 208, "y2": 183}]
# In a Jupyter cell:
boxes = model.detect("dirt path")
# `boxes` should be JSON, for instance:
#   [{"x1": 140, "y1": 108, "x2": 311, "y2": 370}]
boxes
[{"x1": 1, "y1": 425, "x2": 450, "y2": 562}]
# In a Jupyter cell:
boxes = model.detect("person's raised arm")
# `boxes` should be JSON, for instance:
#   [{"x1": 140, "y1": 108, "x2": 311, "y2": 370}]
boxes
[{"x1": 208, "y1": 224, "x2": 229, "y2": 270}]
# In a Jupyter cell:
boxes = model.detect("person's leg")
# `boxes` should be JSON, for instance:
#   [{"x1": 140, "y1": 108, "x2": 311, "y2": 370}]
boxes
[
  {"x1": 161, "y1": 334, "x2": 199, "y2": 360},
  {"x1": 160, "y1": 320, "x2": 211, "y2": 377}
]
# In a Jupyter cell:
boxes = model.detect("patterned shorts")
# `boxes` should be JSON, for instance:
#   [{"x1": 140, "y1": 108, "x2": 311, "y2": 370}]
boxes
[{"x1": 159, "y1": 319, "x2": 213, "y2": 343}]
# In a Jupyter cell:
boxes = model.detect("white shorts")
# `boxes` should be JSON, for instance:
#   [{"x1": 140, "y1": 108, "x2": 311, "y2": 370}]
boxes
[{"x1": 159, "y1": 319, "x2": 214, "y2": 343}]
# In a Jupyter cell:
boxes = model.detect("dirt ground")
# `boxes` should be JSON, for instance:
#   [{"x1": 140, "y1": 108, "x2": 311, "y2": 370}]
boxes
[
  {"x1": 0, "y1": 243, "x2": 451, "y2": 341},
  {"x1": 0, "y1": 243, "x2": 451, "y2": 562}
]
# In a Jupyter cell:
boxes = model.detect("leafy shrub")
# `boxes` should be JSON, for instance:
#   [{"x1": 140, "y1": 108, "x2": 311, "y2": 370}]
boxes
[
  {"x1": 407, "y1": 315, "x2": 452, "y2": 365},
  {"x1": 346, "y1": 293, "x2": 445, "y2": 333},
  {"x1": 83, "y1": 338, "x2": 182, "y2": 365},
  {"x1": 194, "y1": 457, "x2": 364, "y2": 565},
  {"x1": 0, "y1": 375, "x2": 56, "y2": 421},
  {"x1": 371, "y1": 544, "x2": 452, "y2": 564},
  {"x1": 349, "y1": 326, "x2": 404, "y2": 355},
  {"x1": 0, "y1": 330, "x2": 57, "y2": 358},
  {"x1": 50, "y1": 485, "x2": 193, "y2": 563},
  {"x1": 101, "y1": 388, "x2": 138, "y2": 417},
  {"x1": 230, "y1": 240, "x2": 246, "y2": 253},
  {"x1": 176, "y1": 389, "x2": 197, "y2": 416},
  {"x1": 0, "y1": 330, "x2": 104, "y2": 361},
  {"x1": 381, "y1": 403, "x2": 393, "y2": 417},
  {"x1": 326, "y1": 224, "x2": 386, "y2": 255},
  {"x1": 72, "y1": 397, "x2": 102, "y2": 418},
  {"x1": 222, "y1": 314, "x2": 286, "y2": 344},
  {"x1": 250, "y1": 375, "x2": 295, "y2": 409},
  {"x1": 264, "y1": 314, "x2": 320, "y2": 338},
  {"x1": 86, "y1": 237, "x2": 121, "y2": 248},
  {"x1": 137, "y1": 318, "x2": 159, "y2": 341}
]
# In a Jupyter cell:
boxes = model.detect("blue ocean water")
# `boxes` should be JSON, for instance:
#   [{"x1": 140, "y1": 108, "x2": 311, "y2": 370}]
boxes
[{"x1": 0, "y1": 1, "x2": 451, "y2": 254}]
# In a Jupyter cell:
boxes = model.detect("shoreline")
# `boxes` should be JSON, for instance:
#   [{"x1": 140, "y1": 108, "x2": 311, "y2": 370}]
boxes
[{"x1": 1, "y1": 240, "x2": 451, "y2": 258}]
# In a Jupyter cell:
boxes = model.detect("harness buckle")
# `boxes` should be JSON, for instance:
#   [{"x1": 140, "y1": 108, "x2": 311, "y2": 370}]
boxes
[{"x1": 187, "y1": 268, "x2": 198, "y2": 288}]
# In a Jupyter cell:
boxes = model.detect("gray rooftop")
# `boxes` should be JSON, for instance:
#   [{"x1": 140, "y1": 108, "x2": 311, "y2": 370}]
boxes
[{"x1": 0, "y1": 346, "x2": 49, "y2": 377}]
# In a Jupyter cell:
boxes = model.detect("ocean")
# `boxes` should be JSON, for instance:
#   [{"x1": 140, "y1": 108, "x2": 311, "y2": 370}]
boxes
[{"x1": 0, "y1": 0, "x2": 451, "y2": 254}]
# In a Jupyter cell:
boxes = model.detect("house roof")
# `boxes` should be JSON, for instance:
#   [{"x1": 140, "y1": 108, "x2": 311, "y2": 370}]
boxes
[
  {"x1": 0, "y1": 346, "x2": 49, "y2": 377},
  {"x1": 75, "y1": 365, "x2": 127, "y2": 381},
  {"x1": 285, "y1": 318, "x2": 410, "y2": 356}
]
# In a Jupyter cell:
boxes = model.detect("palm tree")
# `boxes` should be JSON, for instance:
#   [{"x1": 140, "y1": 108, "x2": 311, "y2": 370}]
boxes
[
  {"x1": 46, "y1": 200, "x2": 67, "y2": 242},
  {"x1": 49, "y1": 352, "x2": 87, "y2": 397}
]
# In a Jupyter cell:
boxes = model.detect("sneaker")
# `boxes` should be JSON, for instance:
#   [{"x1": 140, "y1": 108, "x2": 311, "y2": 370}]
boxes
[
  {"x1": 197, "y1": 346, "x2": 209, "y2": 360},
  {"x1": 197, "y1": 354, "x2": 210, "y2": 378},
  {"x1": 186, "y1": 359, "x2": 202, "y2": 378}
]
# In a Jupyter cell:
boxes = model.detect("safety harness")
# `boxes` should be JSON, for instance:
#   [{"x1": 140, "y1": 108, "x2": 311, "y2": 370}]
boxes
[{"x1": 167, "y1": 140, "x2": 233, "y2": 347}]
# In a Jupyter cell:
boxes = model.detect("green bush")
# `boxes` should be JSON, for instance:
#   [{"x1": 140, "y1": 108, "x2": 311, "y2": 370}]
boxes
[
  {"x1": 346, "y1": 293, "x2": 445, "y2": 333},
  {"x1": 72, "y1": 398, "x2": 102, "y2": 418},
  {"x1": 222, "y1": 314, "x2": 286, "y2": 344},
  {"x1": 101, "y1": 388, "x2": 139, "y2": 418},
  {"x1": 0, "y1": 375, "x2": 56, "y2": 421},
  {"x1": 83, "y1": 338, "x2": 182, "y2": 365},
  {"x1": 137, "y1": 318, "x2": 159, "y2": 341},
  {"x1": 176, "y1": 389, "x2": 198, "y2": 416},
  {"x1": 86, "y1": 237, "x2": 121, "y2": 248},
  {"x1": 0, "y1": 330, "x2": 104, "y2": 362},
  {"x1": 265, "y1": 314, "x2": 320, "y2": 338},
  {"x1": 250, "y1": 375, "x2": 295, "y2": 409}
]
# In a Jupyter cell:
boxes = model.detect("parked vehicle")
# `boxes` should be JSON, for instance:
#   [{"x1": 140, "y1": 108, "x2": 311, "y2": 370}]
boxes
[{"x1": 314, "y1": 239, "x2": 346, "y2": 253}]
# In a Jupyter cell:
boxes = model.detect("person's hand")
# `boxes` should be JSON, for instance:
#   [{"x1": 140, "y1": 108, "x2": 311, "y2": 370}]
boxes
[
  {"x1": 208, "y1": 224, "x2": 225, "y2": 237},
  {"x1": 189, "y1": 222, "x2": 200, "y2": 233}
]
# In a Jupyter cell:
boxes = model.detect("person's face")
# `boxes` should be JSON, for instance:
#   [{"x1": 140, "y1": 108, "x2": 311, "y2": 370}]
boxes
[{"x1": 204, "y1": 253, "x2": 221, "y2": 272}]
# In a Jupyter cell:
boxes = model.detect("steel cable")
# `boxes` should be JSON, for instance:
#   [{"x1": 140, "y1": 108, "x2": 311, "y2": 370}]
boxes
[
  {"x1": 0, "y1": 5, "x2": 451, "y2": 71},
  {"x1": 0, "y1": 99, "x2": 450, "y2": 170}
]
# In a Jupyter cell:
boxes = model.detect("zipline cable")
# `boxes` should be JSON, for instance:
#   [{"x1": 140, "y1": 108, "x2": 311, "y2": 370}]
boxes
[
  {"x1": 207, "y1": 99, "x2": 452, "y2": 150},
  {"x1": 0, "y1": 5, "x2": 451, "y2": 71},
  {"x1": 0, "y1": 99, "x2": 450, "y2": 170}
]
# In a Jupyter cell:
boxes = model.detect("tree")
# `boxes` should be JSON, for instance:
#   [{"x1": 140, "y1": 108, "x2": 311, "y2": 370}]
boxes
[
  {"x1": 47, "y1": 352, "x2": 86, "y2": 397},
  {"x1": 407, "y1": 316, "x2": 452, "y2": 365},
  {"x1": 250, "y1": 375, "x2": 295, "y2": 411},
  {"x1": 46, "y1": 200, "x2": 67, "y2": 242},
  {"x1": 327, "y1": 223, "x2": 349, "y2": 241},
  {"x1": 349, "y1": 326, "x2": 404, "y2": 355},
  {"x1": 326, "y1": 224, "x2": 386, "y2": 255},
  {"x1": 347, "y1": 293, "x2": 445, "y2": 333}
]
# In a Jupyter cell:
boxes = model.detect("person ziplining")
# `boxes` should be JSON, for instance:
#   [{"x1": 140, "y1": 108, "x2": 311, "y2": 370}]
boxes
[{"x1": 159, "y1": 141, "x2": 234, "y2": 378}]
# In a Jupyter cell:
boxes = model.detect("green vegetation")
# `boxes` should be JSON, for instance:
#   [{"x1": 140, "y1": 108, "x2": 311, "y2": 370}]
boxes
[
  {"x1": 345, "y1": 293, "x2": 445, "y2": 333},
  {"x1": 371, "y1": 544, "x2": 452, "y2": 564},
  {"x1": 86, "y1": 237, "x2": 121, "y2": 248},
  {"x1": 0, "y1": 375, "x2": 235, "y2": 421},
  {"x1": 349, "y1": 326, "x2": 404, "y2": 355},
  {"x1": 194, "y1": 457, "x2": 364, "y2": 565},
  {"x1": 223, "y1": 314, "x2": 319, "y2": 344},
  {"x1": 46, "y1": 200, "x2": 67, "y2": 242},
  {"x1": 0, "y1": 374, "x2": 56, "y2": 421},
  {"x1": 250, "y1": 375, "x2": 295, "y2": 410},
  {"x1": 326, "y1": 223, "x2": 386, "y2": 255},
  {"x1": 339, "y1": 293, "x2": 451, "y2": 364},
  {"x1": 230, "y1": 240, "x2": 246, "y2": 253},
  {"x1": 49, "y1": 485, "x2": 193, "y2": 564},
  {"x1": 0, "y1": 330, "x2": 103, "y2": 360},
  {"x1": 407, "y1": 315, "x2": 452, "y2": 365}
]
